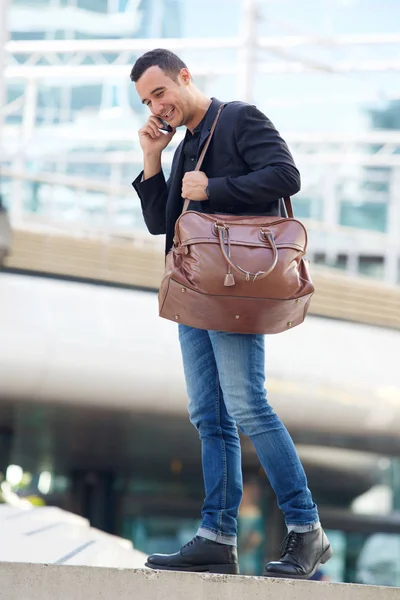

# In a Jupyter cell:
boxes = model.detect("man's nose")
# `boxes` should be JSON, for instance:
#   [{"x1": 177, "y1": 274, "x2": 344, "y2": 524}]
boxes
[{"x1": 152, "y1": 102, "x2": 164, "y2": 117}]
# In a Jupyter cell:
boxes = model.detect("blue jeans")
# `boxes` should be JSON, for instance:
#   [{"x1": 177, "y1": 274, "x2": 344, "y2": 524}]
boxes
[{"x1": 178, "y1": 324, "x2": 319, "y2": 547}]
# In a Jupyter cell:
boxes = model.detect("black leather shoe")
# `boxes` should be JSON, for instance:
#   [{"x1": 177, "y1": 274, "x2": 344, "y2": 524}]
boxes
[
  {"x1": 264, "y1": 528, "x2": 333, "y2": 580},
  {"x1": 145, "y1": 535, "x2": 239, "y2": 574}
]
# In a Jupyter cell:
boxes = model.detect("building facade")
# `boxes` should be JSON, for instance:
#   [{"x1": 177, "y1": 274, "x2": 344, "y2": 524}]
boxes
[{"x1": 1, "y1": 0, "x2": 400, "y2": 283}]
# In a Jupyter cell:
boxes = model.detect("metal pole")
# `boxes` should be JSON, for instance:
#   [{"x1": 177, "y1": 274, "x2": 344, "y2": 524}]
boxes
[
  {"x1": 237, "y1": 0, "x2": 258, "y2": 103},
  {"x1": 0, "y1": 0, "x2": 10, "y2": 160},
  {"x1": 22, "y1": 79, "x2": 38, "y2": 145},
  {"x1": 323, "y1": 167, "x2": 340, "y2": 267},
  {"x1": 385, "y1": 167, "x2": 400, "y2": 284}
]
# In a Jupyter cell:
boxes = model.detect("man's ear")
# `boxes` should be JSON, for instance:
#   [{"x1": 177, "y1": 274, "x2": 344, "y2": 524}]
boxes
[{"x1": 179, "y1": 68, "x2": 192, "y2": 85}]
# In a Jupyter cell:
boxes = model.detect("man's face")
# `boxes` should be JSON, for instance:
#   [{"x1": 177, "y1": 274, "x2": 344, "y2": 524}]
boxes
[{"x1": 136, "y1": 65, "x2": 191, "y2": 129}]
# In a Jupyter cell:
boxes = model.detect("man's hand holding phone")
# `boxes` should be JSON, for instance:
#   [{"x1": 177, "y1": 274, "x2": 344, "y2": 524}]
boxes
[
  {"x1": 139, "y1": 116, "x2": 175, "y2": 180},
  {"x1": 139, "y1": 116, "x2": 175, "y2": 154}
]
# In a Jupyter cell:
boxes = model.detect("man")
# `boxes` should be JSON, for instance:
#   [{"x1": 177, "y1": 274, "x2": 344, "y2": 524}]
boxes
[{"x1": 131, "y1": 48, "x2": 333, "y2": 579}]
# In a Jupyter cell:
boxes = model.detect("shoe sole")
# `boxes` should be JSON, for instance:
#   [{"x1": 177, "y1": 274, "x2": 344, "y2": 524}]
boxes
[
  {"x1": 264, "y1": 545, "x2": 334, "y2": 580},
  {"x1": 145, "y1": 562, "x2": 239, "y2": 575}
]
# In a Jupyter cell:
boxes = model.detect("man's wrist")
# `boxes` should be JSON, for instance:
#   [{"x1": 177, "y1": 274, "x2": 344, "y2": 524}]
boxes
[
  {"x1": 205, "y1": 184, "x2": 210, "y2": 199},
  {"x1": 144, "y1": 151, "x2": 162, "y2": 161},
  {"x1": 143, "y1": 152, "x2": 162, "y2": 181}
]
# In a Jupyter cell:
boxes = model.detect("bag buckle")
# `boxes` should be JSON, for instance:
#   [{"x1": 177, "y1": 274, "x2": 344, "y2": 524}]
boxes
[{"x1": 214, "y1": 222, "x2": 228, "y2": 233}]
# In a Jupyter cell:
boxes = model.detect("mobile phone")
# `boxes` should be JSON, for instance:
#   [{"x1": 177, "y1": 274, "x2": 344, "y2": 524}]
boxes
[{"x1": 157, "y1": 117, "x2": 173, "y2": 133}]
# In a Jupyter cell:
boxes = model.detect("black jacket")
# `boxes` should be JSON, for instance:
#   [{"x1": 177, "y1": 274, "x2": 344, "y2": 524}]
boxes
[{"x1": 132, "y1": 98, "x2": 301, "y2": 254}]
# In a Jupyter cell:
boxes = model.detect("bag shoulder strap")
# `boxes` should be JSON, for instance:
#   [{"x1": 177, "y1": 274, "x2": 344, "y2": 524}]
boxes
[
  {"x1": 284, "y1": 197, "x2": 294, "y2": 218},
  {"x1": 182, "y1": 102, "x2": 295, "y2": 218},
  {"x1": 182, "y1": 103, "x2": 226, "y2": 213}
]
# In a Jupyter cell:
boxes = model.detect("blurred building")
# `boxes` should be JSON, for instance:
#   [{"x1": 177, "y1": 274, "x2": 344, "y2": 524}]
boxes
[
  {"x1": 1, "y1": 0, "x2": 400, "y2": 283},
  {"x1": 1, "y1": 0, "x2": 400, "y2": 585}
]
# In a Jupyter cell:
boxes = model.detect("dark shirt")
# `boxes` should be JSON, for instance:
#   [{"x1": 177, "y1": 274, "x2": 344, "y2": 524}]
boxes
[
  {"x1": 182, "y1": 115, "x2": 205, "y2": 174},
  {"x1": 181, "y1": 101, "x2": 214, "y2": 213}
]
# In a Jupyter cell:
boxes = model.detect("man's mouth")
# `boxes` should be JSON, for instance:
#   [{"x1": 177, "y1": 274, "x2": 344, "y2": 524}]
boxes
[{"x1": 162, "y1": 108, "x2": 174, "y2": 121}]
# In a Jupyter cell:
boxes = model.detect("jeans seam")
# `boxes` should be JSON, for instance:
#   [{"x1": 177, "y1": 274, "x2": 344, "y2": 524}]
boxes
[{"x1": 216, "y1": 370, "x2": 227, "y2": 534}]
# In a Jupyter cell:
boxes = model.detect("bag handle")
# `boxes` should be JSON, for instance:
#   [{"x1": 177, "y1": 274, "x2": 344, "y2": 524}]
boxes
[
  {"x1": 216, "y1": 224, "x2": 278, "y2": 283},
  {"x1": 182, "y1": 103, "x2": 226, "y2": 213}
]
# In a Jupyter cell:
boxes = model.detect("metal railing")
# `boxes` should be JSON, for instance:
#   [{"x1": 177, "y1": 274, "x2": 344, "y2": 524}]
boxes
[{"x1": 1, "y1": 167, "x2": 399, "y2": 286}]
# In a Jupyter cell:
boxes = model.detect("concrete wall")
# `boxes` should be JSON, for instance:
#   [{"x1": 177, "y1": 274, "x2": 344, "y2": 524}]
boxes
[
  {"x1": 2, "y1": 272, "x2": 400, "y2": 448},
  {"x1": 1, "y1": 563, "x2": 399, "y2": 600}
]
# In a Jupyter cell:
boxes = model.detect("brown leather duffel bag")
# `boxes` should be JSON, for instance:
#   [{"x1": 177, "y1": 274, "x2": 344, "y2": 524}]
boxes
[{"x1": 158, "y1": 105, "x2": 314, "y2": 335}]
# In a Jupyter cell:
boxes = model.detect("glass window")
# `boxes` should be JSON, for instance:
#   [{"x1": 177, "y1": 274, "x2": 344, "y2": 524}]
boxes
[
  {"x1": 355, "y1": 533, "x2": 400, "y2": 587},
  {"x1": 11, "y1": 31, "x2": 46, "y2": 41},
  {"x1": 77, "y1": 0, "x2": 108, "y2": 12},
  {"x1": 181, "y1": 0, "x2": 239, "y2": 37},
  {"x1": 311, "y1": 253, "x2": 349, "y2": 271},
  {"x1": 6, "y1": 83, "x2": 25, "y2": 105},
  {"x1": 54, "y1": 29, "x2": 70, "y2": 40},
  {"x1": 36, "y1": 87, "x2": 62, "y2": 124},
  {"x1": 125, "y1": 516, "x2": 200, "y2": 555},
  {"x1": 313, "y1": 253, "x2": 326, "y2": 265},
  {"x1": 320, "y1": 530, "x2": 347, "y2": 582},
  {"x1": 162, "y1": 0, "x2": 183, "y2": 37},
  {"x1": 361, "y1": 180, "x2": 390, "y2": 194},
  {"x1": 135, "y1": 0, "x2": 183, "y2": 38},
  {"x1": 292, "y1": 194, "x2": 324, "y2": 221},
  {"x1": 340, "y1": 202, "x2": 388, "y2": 233},
  {"x1": 291, "y1": 196, "x2": 312, "y2": 219},
  {"x1": 322, "y1": 530, "x2": 400, "y2": 586},
  {"x1": 238, "y1": 480, "x2": 265, "y2": 576},
  {"x1": 12, "y1": 0, "x2": 51, "y2": 5},
  {"x1": 334, "y1": 254, "x2": 349, "y2": 271},
  {"x1": 70, "y1": 85, "x2": 103, "y2": 110},
  {"x1": 358, "y1": 256, "x2": 384, "y2": 279}
]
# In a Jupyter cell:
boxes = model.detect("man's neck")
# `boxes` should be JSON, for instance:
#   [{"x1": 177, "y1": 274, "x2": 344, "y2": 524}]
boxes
[{"x1": 186, "y1": 95, "x2": 212, "y2": 133}]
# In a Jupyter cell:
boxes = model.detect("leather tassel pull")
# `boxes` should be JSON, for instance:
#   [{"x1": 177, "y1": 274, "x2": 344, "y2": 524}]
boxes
[
  {"x1": 224, "y1": 272, "x2": 235, "y2": 287},
  {"x1": 222, "y1": 227, "x2": 235, "y2": 286}
]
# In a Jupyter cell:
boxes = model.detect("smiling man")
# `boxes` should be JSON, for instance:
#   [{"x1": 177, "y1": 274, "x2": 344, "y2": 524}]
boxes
[{"x1": 130, "y1": 48, "x2": 333, "y2": 579}]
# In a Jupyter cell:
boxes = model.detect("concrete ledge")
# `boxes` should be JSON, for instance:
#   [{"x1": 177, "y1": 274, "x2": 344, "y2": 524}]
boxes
[{"x1": 0, "y1": 563, "x2": 399, "y2": 600}]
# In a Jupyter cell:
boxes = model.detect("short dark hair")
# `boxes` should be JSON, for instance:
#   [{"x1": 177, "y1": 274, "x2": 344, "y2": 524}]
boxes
[{"x1": 130, "y1": 48, "x2": 188, "y2": 82}]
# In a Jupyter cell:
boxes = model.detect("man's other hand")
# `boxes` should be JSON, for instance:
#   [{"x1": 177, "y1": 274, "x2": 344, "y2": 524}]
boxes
[{"x1": 182, "y1": 171, "x2": 209, "y2": 201}]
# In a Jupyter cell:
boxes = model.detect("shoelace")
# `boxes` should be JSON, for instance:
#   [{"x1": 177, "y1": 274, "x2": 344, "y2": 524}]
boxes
[
  {"x1": 280, "y1": 532, "x2": 304, "y2": 558},
  {"x1": 181, "y1": 536, "x2": 198, "y2": 552}
]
